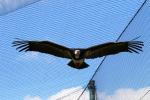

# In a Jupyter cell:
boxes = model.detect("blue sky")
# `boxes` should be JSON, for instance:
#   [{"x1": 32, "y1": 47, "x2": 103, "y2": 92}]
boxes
[
  {"x1": 94, "y1": 0, "x2": 150, "y2": 98},
  {"x1": 0, "y1": 0, "x2": 149, "y2": 100}
]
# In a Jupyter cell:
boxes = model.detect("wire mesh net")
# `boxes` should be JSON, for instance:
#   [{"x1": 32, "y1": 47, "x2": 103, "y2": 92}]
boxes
[
  {"x1": 90, "y1": 0, "x2": 150, "y2": 100},
  {"x1": 0, "y1": 0, "x2": 149, "y2": 100}
]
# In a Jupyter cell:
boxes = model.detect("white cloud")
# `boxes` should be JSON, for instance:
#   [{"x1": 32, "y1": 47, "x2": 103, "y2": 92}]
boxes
[
  {"x1": 99, "y1": 87, "x2": 150, "y2": 100},
  {"x1": 24, "y1": 95, "x2": 42, "y2": 100},
  {"x1": 48, "y1": 86, "x2": 89, "y2": 100},
  {"x1": 17, "y1": 52, "x2": 39, "y2": 61},
  {"x1": 23, "y1": 87, "x2": 150, "y2": 100},
  {"x1": 16, "y1": 51, "x2": 58, "y2": 64},
  {"x1": 23, "y1": 86, "x2": 89, "y2": 100},
  {"x1": 0, "y1": 0, "x2": 42, "y2": 15}
]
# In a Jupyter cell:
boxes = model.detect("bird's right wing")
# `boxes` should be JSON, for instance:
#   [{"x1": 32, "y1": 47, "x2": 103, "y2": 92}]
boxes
[
  {"x1": 83, "y1": 41, "x2": 144, "y2": 59},
  {"x1": 12, "y1": 39, "x2": 72, "y2": 59}
]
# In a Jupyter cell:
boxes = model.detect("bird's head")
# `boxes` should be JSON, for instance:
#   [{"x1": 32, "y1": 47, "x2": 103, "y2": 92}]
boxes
[{"x1": 74, "y1": 50, "x2": 80, "y2": 59}]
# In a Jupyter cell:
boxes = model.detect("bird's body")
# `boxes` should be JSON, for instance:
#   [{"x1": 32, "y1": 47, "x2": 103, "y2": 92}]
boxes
[
  {"x1": 12, "y1": 39, "x2": 144, "y2": 69},
  {"x1": 69, "y1": 59, "x2": 86, "y2": 69}
]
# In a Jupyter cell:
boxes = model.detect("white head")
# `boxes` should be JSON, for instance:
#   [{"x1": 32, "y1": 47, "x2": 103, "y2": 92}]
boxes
[{"x1": 74, "y1": 50, "x2": 80, "y2": 59}]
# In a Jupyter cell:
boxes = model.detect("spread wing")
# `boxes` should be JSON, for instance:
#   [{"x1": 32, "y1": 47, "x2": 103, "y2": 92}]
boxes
[
  {"x1": 12, "y1": 39, "x2": 72, "y2": 59},
  {"x1": 84, "y1": 41, "x2": 144, "y2": 59}
]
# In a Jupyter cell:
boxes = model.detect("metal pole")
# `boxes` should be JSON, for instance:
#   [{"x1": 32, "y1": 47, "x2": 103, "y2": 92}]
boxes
[{"x1": 88, "y1": 80, "x2": 96, "y2": 100}]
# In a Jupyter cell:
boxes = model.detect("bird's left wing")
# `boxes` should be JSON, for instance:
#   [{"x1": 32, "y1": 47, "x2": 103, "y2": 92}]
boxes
[
  {"x1": 84, "y1": 41, "x2": 144, "y2": 59},
  {"x1": 12, "y1": 39, "x2": 72, "y2": 59}
]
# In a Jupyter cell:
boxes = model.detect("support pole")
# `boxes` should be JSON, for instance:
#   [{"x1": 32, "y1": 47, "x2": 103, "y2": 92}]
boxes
[{"x1": 88, "y1": 80, "x2": 96, "y2": 100}]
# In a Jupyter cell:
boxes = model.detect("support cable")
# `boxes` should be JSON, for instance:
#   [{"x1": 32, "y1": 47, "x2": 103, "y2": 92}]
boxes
[
  {"x1": 139, "y1": 89, "x2": 150, "y2": 100},
  {"x1": 77, "y1": 0, "x2": 147, "y2": 99},
  {"x1": 56, "y1": 87, "x2": 83, "y2": 100}
]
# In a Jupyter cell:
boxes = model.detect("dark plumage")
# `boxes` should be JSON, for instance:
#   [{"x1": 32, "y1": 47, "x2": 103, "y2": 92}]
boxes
[{"x1": 12, "y1": 39, "x2": 144, "y2": 69}]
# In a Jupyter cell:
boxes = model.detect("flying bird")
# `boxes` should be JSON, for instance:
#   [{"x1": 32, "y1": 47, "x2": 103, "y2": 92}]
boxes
[{"x1": 12, "y1": 39, "x2": 144, "y2": 69}]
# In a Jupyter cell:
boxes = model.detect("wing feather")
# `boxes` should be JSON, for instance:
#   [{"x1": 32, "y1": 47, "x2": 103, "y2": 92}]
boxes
[
  {"x1": 12, "y1": 39, "x2": 72, "y2": 59},
  {"x1": 84, "y1": 41, "x2": 144, "y2": 59}
]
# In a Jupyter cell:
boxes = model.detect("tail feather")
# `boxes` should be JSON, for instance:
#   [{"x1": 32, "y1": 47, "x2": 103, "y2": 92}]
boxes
[{"x1": 67, "y1": 60, "x2": 89, "y2": 69}]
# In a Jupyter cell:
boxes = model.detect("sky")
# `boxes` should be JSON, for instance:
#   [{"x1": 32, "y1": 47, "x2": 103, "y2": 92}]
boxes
[
  {"x1": 93, "y1": 0, "x2": 150, "y2": 99},
  {"x1": 0, "y1": 0, "x2": 149, "y2": 100},
  {"x1": 0, "y1": 0, "x2": 41, "y2": 15}
]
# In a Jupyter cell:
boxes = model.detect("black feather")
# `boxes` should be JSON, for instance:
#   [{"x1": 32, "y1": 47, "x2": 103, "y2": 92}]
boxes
[{"x1": 12, "y1": 39, "x2": 72, "y2": 59}]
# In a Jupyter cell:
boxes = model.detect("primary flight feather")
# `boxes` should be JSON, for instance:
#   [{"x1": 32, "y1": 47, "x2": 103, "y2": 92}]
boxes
[{"x1": 12, "y1": 39, "x2": 144, "y2": 69}]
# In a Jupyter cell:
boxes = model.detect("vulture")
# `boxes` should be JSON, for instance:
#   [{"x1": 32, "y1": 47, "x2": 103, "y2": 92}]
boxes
[{"x1": 12, "y1": 39, "x2": 144, "y2": 69}]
